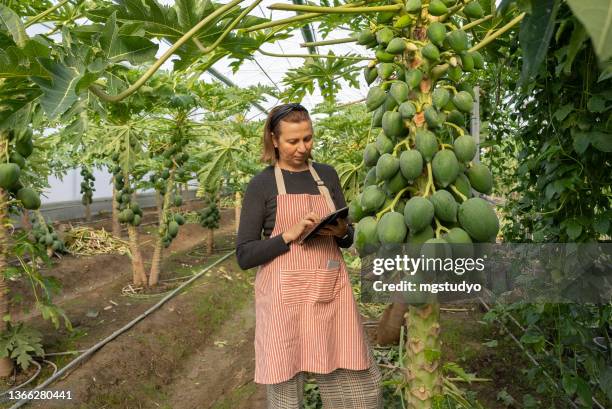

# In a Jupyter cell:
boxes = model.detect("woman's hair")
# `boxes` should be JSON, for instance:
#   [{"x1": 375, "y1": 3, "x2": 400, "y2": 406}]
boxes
[{"x1": 262, "y1": 103, "x2": 312, "y2": 164}]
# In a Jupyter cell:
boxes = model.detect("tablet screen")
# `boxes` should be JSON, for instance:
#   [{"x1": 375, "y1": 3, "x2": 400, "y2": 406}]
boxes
[{"x1": 299, "y1": 207, "x2": 349, "y2": 244}]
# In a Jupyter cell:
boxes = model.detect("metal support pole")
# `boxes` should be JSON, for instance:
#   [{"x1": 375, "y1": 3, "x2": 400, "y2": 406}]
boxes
[{"x1": 471, "y1": 85, "x2": 481, "y2": 163}]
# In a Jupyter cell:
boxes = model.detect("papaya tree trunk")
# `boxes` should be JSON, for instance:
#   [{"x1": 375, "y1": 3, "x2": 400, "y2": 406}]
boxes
[
  {"x1": 0, "y1": 187, "x2": 14, "y2": 377},
  {"x1": 234, "y1": 191, "x2": 241, "y2": 233},
  {"x1": 127, "y1": 225, "x2": 147, "y2": 287},
  {"x1": 21, "y1": 209, "x2": 31, "y2": 231},
  {"x1": 148, "y1": 169, "x2": 175, "y2": 287},
  {"x1": 156, "y1": 191, "x2": 163, "y2": 220},
  {"x1": 404, "y1": 304, "x2": 442, "y2": 408},
  {"x1": 206, "y1": 228, "x2": 214, "y2": 256},
  {"x1": 111, "y1": 177, "x2": 120, "y2": 237},
  {"x1": 85, "y1": 202, "x2": 91, "y2": 222}
]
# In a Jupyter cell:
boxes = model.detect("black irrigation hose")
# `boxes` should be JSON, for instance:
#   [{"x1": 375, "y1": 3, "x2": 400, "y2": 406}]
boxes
[{"x1": 7, "y1": 250, "x2": 236, "y2": 409}]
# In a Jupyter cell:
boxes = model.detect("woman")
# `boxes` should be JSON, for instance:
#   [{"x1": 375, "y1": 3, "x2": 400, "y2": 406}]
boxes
[{"x1": 236, "y1": 103, "x2": 382, "y2": 408}]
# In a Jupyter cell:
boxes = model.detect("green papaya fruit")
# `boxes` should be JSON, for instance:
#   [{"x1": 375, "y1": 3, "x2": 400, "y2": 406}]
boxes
[
  {"x1": 463, "y1": 1, "x2": 484, "y2": 18},
  {"x1": 377, "y1": 212, "x2": 407, "y2": 244},
  {"x1": 361, "y1": 185, "x2": 386, "y2": 213},
  {"x1": 385, "y1": 170, "x2": 408, "y2": 194},
  {"x1": 432, "y1": 150, "x2": 460, "y2": 188},
  {"x1": 0, "y1": 163, "x2": 20, "y2": 189},
  {"x1": 366, "y1": 86, "x2": 387, "y2": 112},
  {"x1": 376, "y1": 27, "x2": 394, "y2": 46},
  {"x1": 416, "y1": 129, "x2": 439, "y2": 162},
  {"x1": 364, "y1": 167, "x2": 377, "y2": 186},
  {"x1": 424, "y1": 106, "x2": 443, "y2": 128},
  {"x1": 458, "y1": 198, "x2": 499, "y2": 242},
  {"x1": 432, "y1": 88, "x2": 451, "y2": 109},
  {"x1": 421, "y1": 43, "x2": 440, "y2": 61},
  {"x1": 376, "y1": 153, "x2": 400, "y2": 181},
  {"x1": 382, "y1": 94, "x2": 398, "y2": 112},
  {"x1": 376, "y1": 49, "x2": 396, "y2": 63},
  {"x1": 453, "y1": 91, "x2": 474, "y2": 113},
  {"x1": 364, "y1": 66, "x2": 378, "y2": 85},
  {"x1": 386, "y1": 38, "x2": 406, "y2": 54},
  {"x1": 355, "y1": 216, "x2": 380, "y2": 255},
  {"x1": 364, "y1": 143, "x2": 380, "y2": 167},
  {"x1": 408, "y1": 225, "x2": 435, "y2": 244},
  {"x1": 389, "y1": 82, "x2": 409, "y2": 103},
  {"x1": 132, "y1": 214, "x2": 142, "y2": 226},
  {"x1": 376, "y1": 134, "x2": 394, "y2": 154},
  {"x1": 429, "y1": 0, "x2": 448, "y2": 16},
  {"x1": 17, "y1": 187, "x2": 41, "y2": 210},
  {"x1": 377, "y1": 11, "x2": 395, "y2": 24},
  {"x1": 398, "y1": 101, "x2": 417, "y2": 119},
  {"x1": 446, "y1": 30, "x2": 469, "y2": 53},
  {"x1": 472, "y1": 51, "x2": 484, "y2": 69},
  {"x1": 405, "y1": 69, "x2": 423, "y2": 89},
  {"x1": 9, "y1": 152, "x2": 26, "y2": 169},
  {"x1": 382, "y1": 111, "x2": 405, "y2": 138},
  {"x1": 447, "y1": 65, "x2": 463, "y2": 83},
  {"x1": 441, "y1": 0, "x2": 456, "y2": 5},
  {"x1": 45, "y1": 234, "x2": 54, "y2": 246},
  {"x1": 460, "y1": 52, "x2": 474, "y2": 72},
  {"x1": 405, "y1": 0, "x2": 422, "y2": 13},
  {"x1": 377, "y1": 62, "x2": 395, "y2": 80},
  {"x1": 174, "y1": 195, "x2": 183, "y2": 207},
  {"x1": 161, "y1": 169, "x2": 170, "y2": 179},
  {"x1": 400, "y1": 150, "x2": 424, "y2": 180},
  {"x1": 16, "y1": 136, "x2": 34, "y2": 158},
  {"x1": 404, "y1": 197, "x2": 434, "y2": 232},
  {"x1": 121, "y1": 209, "x2": 135, "y2": 223},
  {"x1": 429, "y1": 189, "x2": 458, "y2": 223},
  {"x1": 168, "y1": 221, "x2": 180, "y2": 237},
  {"x1": 453, "y1": 134, "x2": 477, "y2": 162},
  {"x1": 393, "y1": 14, "x2": 413, "y2": 29},
  {"x1": 427, "y1": 22, "x2": 446, "y2": 47},
  {"x1": 349, "y1": 194, "x2": 366, "y2": 222},
  {"x1": 452, "y1": 173, "x2": 472, "y2": 201},
  {"x1": 444, "y1": 227, "x2": 472, "y2": 244},
  {"x1": 447, "y1": 110, "x2": 465, "y2": 127},
  {"x1": 174, "y1": 213, "x2": 186, "y2": 225},
  {"x1": 357, "y1": 29, "x2": 376, "y2": 45},
  {"x1": 467, "y1": 163, "x2": 493, "y2": 194},
  {"x1": 372, "y1": 106, "x2": 384, "y2": 128}
]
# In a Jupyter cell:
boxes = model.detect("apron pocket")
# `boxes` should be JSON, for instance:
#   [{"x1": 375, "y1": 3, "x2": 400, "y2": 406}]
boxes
[
  {"x1": 280, "y1": 269, "x2": 314, "y2": 306},
  {"x1": 280, "y1": 266, "x2": 341, "y2": 305},
  {"x1": 312, "y1": 265, "x2": 341, "y2": 303}
]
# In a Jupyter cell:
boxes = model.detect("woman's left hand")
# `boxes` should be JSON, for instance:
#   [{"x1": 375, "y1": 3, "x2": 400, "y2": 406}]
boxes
[{"x1": 318, "y1": 218, "x2": 348, "y2": 237}]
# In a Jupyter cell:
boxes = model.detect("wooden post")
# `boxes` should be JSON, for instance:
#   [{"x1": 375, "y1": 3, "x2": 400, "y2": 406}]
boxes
[
  {"x1": 471, "y1": 85, "x2": 481, "y2": 163},
  {"x1": 206, "y1": 229, "x2": 214, "y2": 255},
  {"x1": 235, "y1": 191, "x2": 241, "y2": 233},
  {"x1": 111, "y1": 177, "x2": 120, "y2": 237}
]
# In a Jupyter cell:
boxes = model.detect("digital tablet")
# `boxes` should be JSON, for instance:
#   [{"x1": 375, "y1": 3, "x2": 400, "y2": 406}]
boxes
[{"x1": 299, "y1": 206, "x2": 349, "y2": 244}]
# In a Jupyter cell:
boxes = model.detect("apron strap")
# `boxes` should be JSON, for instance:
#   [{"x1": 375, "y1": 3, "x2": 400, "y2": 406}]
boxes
[
  {"x1": 308, "y1": 160, "x2": 336, "y2": 212},
  {"x1": 274, "y1": 164, "x2": 287, "y2": 195},
  {"x1": 274, "y1": 161, "x2": 336, "y2": 213}
]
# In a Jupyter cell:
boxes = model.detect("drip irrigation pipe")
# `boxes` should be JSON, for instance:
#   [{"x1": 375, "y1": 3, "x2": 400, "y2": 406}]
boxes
[
  {"x1": 7, "y1": 250, "x2": 236, "y2": 409},
  {"x1": 0, "y1": 361, "x2": 41, "y2": 404}
]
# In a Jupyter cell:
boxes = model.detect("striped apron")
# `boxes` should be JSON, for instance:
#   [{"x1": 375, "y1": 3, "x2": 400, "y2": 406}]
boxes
[{"x1": 254, "y1": 162, "x2": 370, "y2": 385}]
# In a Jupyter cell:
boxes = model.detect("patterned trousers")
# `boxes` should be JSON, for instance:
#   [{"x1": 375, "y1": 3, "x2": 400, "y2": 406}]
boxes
[{"x1": 265, "y1": 347, "x2": 382, "y2": 409}]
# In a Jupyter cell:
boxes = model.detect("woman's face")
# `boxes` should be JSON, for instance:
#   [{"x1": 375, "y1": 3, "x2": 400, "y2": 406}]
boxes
[{"x1": 273, "y1": 120, "x2": 313, "y2": 169}]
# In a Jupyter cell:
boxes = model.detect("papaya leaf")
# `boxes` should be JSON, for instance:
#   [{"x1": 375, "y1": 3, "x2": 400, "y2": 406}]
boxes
[
  {"x1": 564, "y1": 219, "x2": 582, "y2": 240},
  {"x1": 566, "y1": 0, "x2": 612, "y2": 62},
  {"x1": 0, "y1": 4, "x2": 28, "y2": 48},
  {"x1": 32, "y1": 59, "x2": 84, "y2": 120},
  {"x1": 100, "y1": 12, "x2": 158, "y2": 65},
  {"x1": 575, "y1": 376, "x2": 592, "y2": 408},
  {"x1": 586, "y1": 95, "x2": 606, "y2": 112},
  {"x1": 562, "y1": 373, "x2": 578, "y2": 395},
  {"x1": 519, "y1": 0, "x2": 560, "y2": 84}
]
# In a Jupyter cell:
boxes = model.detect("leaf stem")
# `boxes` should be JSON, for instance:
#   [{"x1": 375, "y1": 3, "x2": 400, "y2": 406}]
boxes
[
  {"x1": 301, "y1": 37, "x2": 356, "y2": 47},
  {"x1": 376, "y1": 186, "x2": 413, "y2": 219},
  {"x1": 258, "y1": 49, "x2": 371, "y2": 60},
  {"x1": 268, "y1": 3, "x2": 402, "y2": 14},
  {"x1": 462, "y1": 14, "x2": 494, "y2": 31},
  {"x1": 243, "y1": 1, "x2": 368, "y2": 32},
  {"x1": 25, "y1": 0, "x2": 72, "y2": 28},
  {"x1": 434, "y1": 217, "x2": 450, "y2": 238},
  {"x1": 470, "y1": 12, "x2": 525, "y2": 53},
  {"x1": 89, "y1": 0, "x2": 245, "y2": 103}
]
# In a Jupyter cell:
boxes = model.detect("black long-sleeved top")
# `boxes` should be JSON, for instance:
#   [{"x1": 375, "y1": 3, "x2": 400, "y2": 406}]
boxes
[{"x1": 236, "y1": 163, "x2": 354, "y2": 270}]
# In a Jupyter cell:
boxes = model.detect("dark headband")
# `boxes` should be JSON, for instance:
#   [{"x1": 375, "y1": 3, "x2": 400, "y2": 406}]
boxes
[{"x1": 268, "y1": 103, "x2": 308, "y2": 133}]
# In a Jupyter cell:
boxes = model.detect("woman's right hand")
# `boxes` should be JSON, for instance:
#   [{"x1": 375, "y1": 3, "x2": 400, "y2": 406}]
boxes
[{"x1": 282, "y1": 212, "x2": 319, "y2": 244}]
